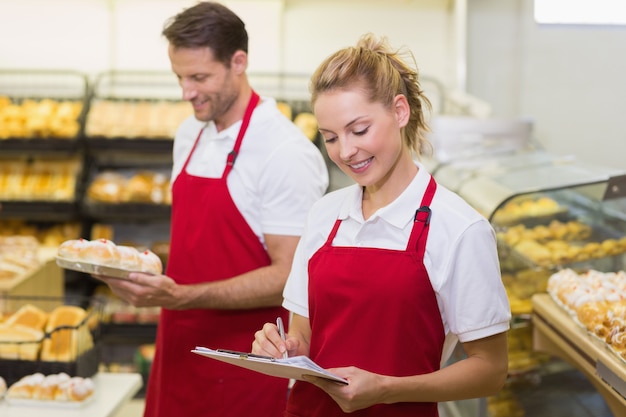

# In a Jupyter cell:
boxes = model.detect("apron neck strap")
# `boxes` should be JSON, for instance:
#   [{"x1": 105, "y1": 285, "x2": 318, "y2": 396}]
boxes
[{"x1": 224, "y1": 90, "x2": 260, "y2": 177}]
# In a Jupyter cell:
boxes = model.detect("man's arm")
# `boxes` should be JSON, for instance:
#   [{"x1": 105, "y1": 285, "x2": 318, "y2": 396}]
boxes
[{"x1": 99, "y1": 233, "x2": 299, "y2": 310}]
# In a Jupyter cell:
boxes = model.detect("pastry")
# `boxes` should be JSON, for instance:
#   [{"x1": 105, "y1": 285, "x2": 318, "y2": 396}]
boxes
[
  {"x1": 117, "y1": 245, "x2": 141, "y2": 270},
  {"x1": 81, "y1": 239, "x2": 121, "y2": 267},
  {"x1": 138, "y1": 249, "x2": 163, "y2": 275},
  {"x1": 57, "y1": 238, "x2": 90, "y2": 261},
  {"x1": 7, "y1": 373, "x2": 45, "y2": 399}
]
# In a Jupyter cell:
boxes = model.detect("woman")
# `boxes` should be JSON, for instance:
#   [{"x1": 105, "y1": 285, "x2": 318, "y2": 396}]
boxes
[{"x1": 252, "y1": 33, "x2": 511, "y2": 416}]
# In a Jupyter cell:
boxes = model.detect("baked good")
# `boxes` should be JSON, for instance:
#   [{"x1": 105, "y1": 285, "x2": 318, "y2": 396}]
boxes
[
  {"x1": 32, "y1": 373, "x2": 62, "y2": 400},
  {"x1": 57, "y1": 238, "x2": 90, "y2": 261},
  {"x1": 41, "y1": 305, "x2": 93, "y2": 362},
  {"x1": 7, "y1": 373, "x2": 45, "y2": 399},
  {"x1": 294, "y1": 112, "x2": 318, "y2": 140},
  {"x1": 0, "y1": 375, "x2": 6, "y2": 398},
  {"x1": 81, "y1": 239, "x2": 121, "y2": 266},
  {"x1": 117, "y1": 245, "x2": 141, "y2": 270},
  {"x1": 0, "y1": 324, "x2": 44, "y2": 360},
  {"x1": 4, "y1": 304, "x2": 48, "y2": 331},
  {"x1": 138, "y1": 249, "x2": 163, "y2": 275},
  {"x1": 66, "y1": 376, "x2": 95, "y2": 401},
  {"x1": 87, "y1": 172, "x2": 126, "y2": 203}
]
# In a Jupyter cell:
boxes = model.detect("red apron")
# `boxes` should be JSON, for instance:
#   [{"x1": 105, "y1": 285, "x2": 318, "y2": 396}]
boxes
[
  {"x1": 285, "y1": 176, "x2": 444, "y2": 417},
  {"x1": 144, "y1": 91, "x2": 289, "y2": 417}
]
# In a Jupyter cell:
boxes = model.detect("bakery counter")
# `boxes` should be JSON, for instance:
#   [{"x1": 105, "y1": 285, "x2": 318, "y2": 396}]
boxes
[
  {"x1": 532, "y1": 293, "x2": 626, "y2": 416},
  {"x1": 0, "y1": 372, "x2": 142, "y2": 417}
]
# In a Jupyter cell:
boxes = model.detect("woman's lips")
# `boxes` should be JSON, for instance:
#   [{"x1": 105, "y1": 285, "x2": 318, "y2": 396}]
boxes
[{"x1": 349, "y1": 157, "x2": 373, "y2": 172}]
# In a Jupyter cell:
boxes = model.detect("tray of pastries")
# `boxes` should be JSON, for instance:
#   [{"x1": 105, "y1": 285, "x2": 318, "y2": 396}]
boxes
[
  {"x1": 3, "y1": 372, "x2": 95, "y2": 407},
  {"x1": 56, "y1": 238, "x2": 163, "y2": 280}
]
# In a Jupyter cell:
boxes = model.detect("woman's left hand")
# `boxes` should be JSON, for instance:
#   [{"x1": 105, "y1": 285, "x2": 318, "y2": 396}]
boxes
[{"x1": 303, "y1": 367, "x2": 385, "y2": 413}]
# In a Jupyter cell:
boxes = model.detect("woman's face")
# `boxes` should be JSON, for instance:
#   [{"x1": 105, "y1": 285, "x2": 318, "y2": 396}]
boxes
[
  {"x1": 168, "y1": 45, "x2": 242, "y2": 125},
  {"x1": 315, "y1": 88, "x2": 410, "y2": 190}
]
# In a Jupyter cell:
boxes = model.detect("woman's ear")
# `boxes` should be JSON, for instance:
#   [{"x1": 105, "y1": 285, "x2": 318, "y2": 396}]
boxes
[
  {"x1": 230, "y1": 50, "x2": 248, "y2": 74},
  {"x1": 393, "y1": 94, "x2": 410, "y2": 128}
]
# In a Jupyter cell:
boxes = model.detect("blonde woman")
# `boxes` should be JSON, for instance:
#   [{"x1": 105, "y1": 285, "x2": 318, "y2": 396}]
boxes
[{"x1": 253, "y1": 34, "x2": 510, "y2": 416}]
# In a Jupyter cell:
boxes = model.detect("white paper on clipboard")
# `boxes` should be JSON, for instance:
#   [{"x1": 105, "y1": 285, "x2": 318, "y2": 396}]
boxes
[{"x1": 191, "y1": 347, "x2": 348, "y2": 385}]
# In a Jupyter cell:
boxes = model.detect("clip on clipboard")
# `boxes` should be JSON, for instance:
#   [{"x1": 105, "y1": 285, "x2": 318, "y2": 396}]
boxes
[{"x1": 191, "y1": 347, "x2": 348, "y2": 385}]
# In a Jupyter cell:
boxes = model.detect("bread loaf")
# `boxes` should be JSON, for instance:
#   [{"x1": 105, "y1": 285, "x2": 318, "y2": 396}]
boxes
[
  {"x1": 41, "y1": 306, "x2": 93, "y2": 362},
  {"x1": 4, "y1": 304, "x2": 48, "y2": 331},
  {"x1": 0, "y1": 324, "x2": 44, "y2": 360}
]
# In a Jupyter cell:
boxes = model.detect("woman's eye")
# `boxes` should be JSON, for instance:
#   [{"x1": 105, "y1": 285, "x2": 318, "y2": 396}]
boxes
[
  {"x1": 324, "y1": 136, "x2": 337, "y2": 144},
  {"x1": 354, "y1": 127, "x2": 369, "y2": 136}
]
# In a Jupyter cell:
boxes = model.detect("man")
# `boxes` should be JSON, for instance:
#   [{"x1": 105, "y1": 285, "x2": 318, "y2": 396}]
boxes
[{"x1": 98, "y1": 2, "x2": 328, "y2": 416}]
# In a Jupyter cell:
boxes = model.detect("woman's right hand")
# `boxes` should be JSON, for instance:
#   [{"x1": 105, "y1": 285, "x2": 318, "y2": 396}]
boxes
[{"x1": 252, "y1": 322, "x2": 300, "y2": 359}]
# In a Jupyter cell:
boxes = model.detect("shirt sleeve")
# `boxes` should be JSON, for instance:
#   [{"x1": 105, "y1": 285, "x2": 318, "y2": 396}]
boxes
[
  {"x1": 257, "y1": 140, "x2": 329, "y2": 236},
  {"x1": 437, "y1": 219, "x2": 511, "y2": 343}
]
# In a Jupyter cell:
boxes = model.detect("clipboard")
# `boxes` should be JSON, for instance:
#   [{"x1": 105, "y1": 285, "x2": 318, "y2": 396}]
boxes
[{"x1": 191, "y1": 347, "x2": 348, "y2": 385}]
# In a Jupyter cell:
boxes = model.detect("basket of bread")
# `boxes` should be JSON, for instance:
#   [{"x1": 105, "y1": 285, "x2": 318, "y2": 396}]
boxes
[{"x1": 0, "y1": 295, "x2": 102, "y2": 387}]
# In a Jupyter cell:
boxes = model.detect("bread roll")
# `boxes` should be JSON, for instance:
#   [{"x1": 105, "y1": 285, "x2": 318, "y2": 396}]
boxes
[
  {"x1": 117, "y1": 245, "x2": 141, "y2": 270},
  {"x1": 57, "y1": 238, "x2": 90, "y2": 261},
  {"x1": 138, "y1": 249, "x2": 163, "y2": 275},
  {"x1": 81, "y1": 239, "x2": 120, "y2": 266}
]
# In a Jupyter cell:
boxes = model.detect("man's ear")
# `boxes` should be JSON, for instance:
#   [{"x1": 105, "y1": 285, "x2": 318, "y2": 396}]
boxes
[
  {"x1": 230, "y1": 50, "x2": 248, "y2": 74},
  {"x1": 394, "y1": 94, "x2": 410, "y2": 128}
]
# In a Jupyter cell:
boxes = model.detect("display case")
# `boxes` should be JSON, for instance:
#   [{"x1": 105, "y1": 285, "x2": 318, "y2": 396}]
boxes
[{"x1": 432, "y1": 149, "x2": 626, "y2": 417}]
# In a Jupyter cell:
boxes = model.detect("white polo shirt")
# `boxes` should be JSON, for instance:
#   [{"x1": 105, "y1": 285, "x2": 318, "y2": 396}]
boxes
[
  {"x1": 283, "y1": 162, "x2": 511, "y2": 361},
  {"x1": 171, "y1": 97, "x2": 329, "y2": 245}
]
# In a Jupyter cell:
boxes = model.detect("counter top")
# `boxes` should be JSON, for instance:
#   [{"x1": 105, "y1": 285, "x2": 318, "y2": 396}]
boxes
[
  {"x1": 532, "y1": 293, "x2": 626, "y2": 416},
  {"x1": 0, "y1": 372, "x2": 142, "y2": 417}
]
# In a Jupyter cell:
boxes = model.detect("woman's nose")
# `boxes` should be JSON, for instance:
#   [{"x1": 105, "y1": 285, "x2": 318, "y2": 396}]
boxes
[{"x1": 338, "y1": 138, "x2": 357, "y2": 161}]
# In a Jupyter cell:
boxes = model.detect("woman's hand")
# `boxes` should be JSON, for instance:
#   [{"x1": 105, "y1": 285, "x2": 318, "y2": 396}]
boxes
[
  {"x1": 252, "y1": 322, "x2": 300, "y2": 359},
  {"x1": 303, "y1": 367, "x2": 386, "y2": 413}
]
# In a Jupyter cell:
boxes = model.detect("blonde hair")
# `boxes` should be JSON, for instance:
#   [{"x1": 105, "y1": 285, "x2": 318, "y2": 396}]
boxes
[{"x1": 310, "y1": 33, "x2": 432, "y2": 158}]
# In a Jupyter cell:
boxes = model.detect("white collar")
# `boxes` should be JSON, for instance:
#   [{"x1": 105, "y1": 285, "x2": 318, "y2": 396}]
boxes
[{"x1": 337, "y1": 161, "x2": 432, "y2": 229}]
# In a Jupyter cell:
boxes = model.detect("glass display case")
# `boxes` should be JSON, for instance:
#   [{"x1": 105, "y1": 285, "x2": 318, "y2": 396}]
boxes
[{"x1": 432, "y1": 149, "x2": 626, "y2": 417}]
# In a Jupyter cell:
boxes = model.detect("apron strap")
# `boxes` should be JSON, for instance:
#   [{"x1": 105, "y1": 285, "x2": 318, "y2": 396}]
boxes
[
  {"x1": 223, "y1": 91, "x2": 260, "y2": 178},
  {"x1": 181, "y1": 127, "x2": 206, "y2": 172},
  {"x1": 406, "y1": 175, "x2": 437, "y2": 256}
]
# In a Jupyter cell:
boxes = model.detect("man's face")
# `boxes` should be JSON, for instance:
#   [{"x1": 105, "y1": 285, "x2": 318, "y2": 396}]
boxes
[{"x1": 169, "y1": 45, "x2": 239, "y2": 123}]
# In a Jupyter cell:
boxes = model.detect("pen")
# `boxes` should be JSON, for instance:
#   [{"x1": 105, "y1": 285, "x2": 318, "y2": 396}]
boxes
[{"x1": 276, "y1": 316, "x2": 288, "y2": 359}]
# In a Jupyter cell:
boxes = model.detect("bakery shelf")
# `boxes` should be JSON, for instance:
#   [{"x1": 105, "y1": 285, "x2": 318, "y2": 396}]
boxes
[
  {"x1": 0, "y1": 201, "x2": 81, "y2": 222},
  {"x1": 532, "y1": 293, "x2": 626, "y2": 417},
  {"x1": 0, "y1": 138, "x2": 82, "y2": 154},
  {"x1": 0, "y1": 69, "x2": 90, "y2": 142},
  {"x1": 81, "y1": 201, "x2": 171, "y2": 222},
  {"x1": 100, "y1": 323, "x2": 157, "y2": 345}
]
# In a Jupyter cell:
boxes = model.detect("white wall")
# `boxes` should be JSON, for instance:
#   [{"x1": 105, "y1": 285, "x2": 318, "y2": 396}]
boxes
[
  {"x1": 0, "y1": 0, "x2": 457, "y2": 91},
  {"x1": 467, "y1": 0, "x2": 626, "y2": 171},
  {"x1": 1, "y1": 0, "x2": 623, "y2": 171}
]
